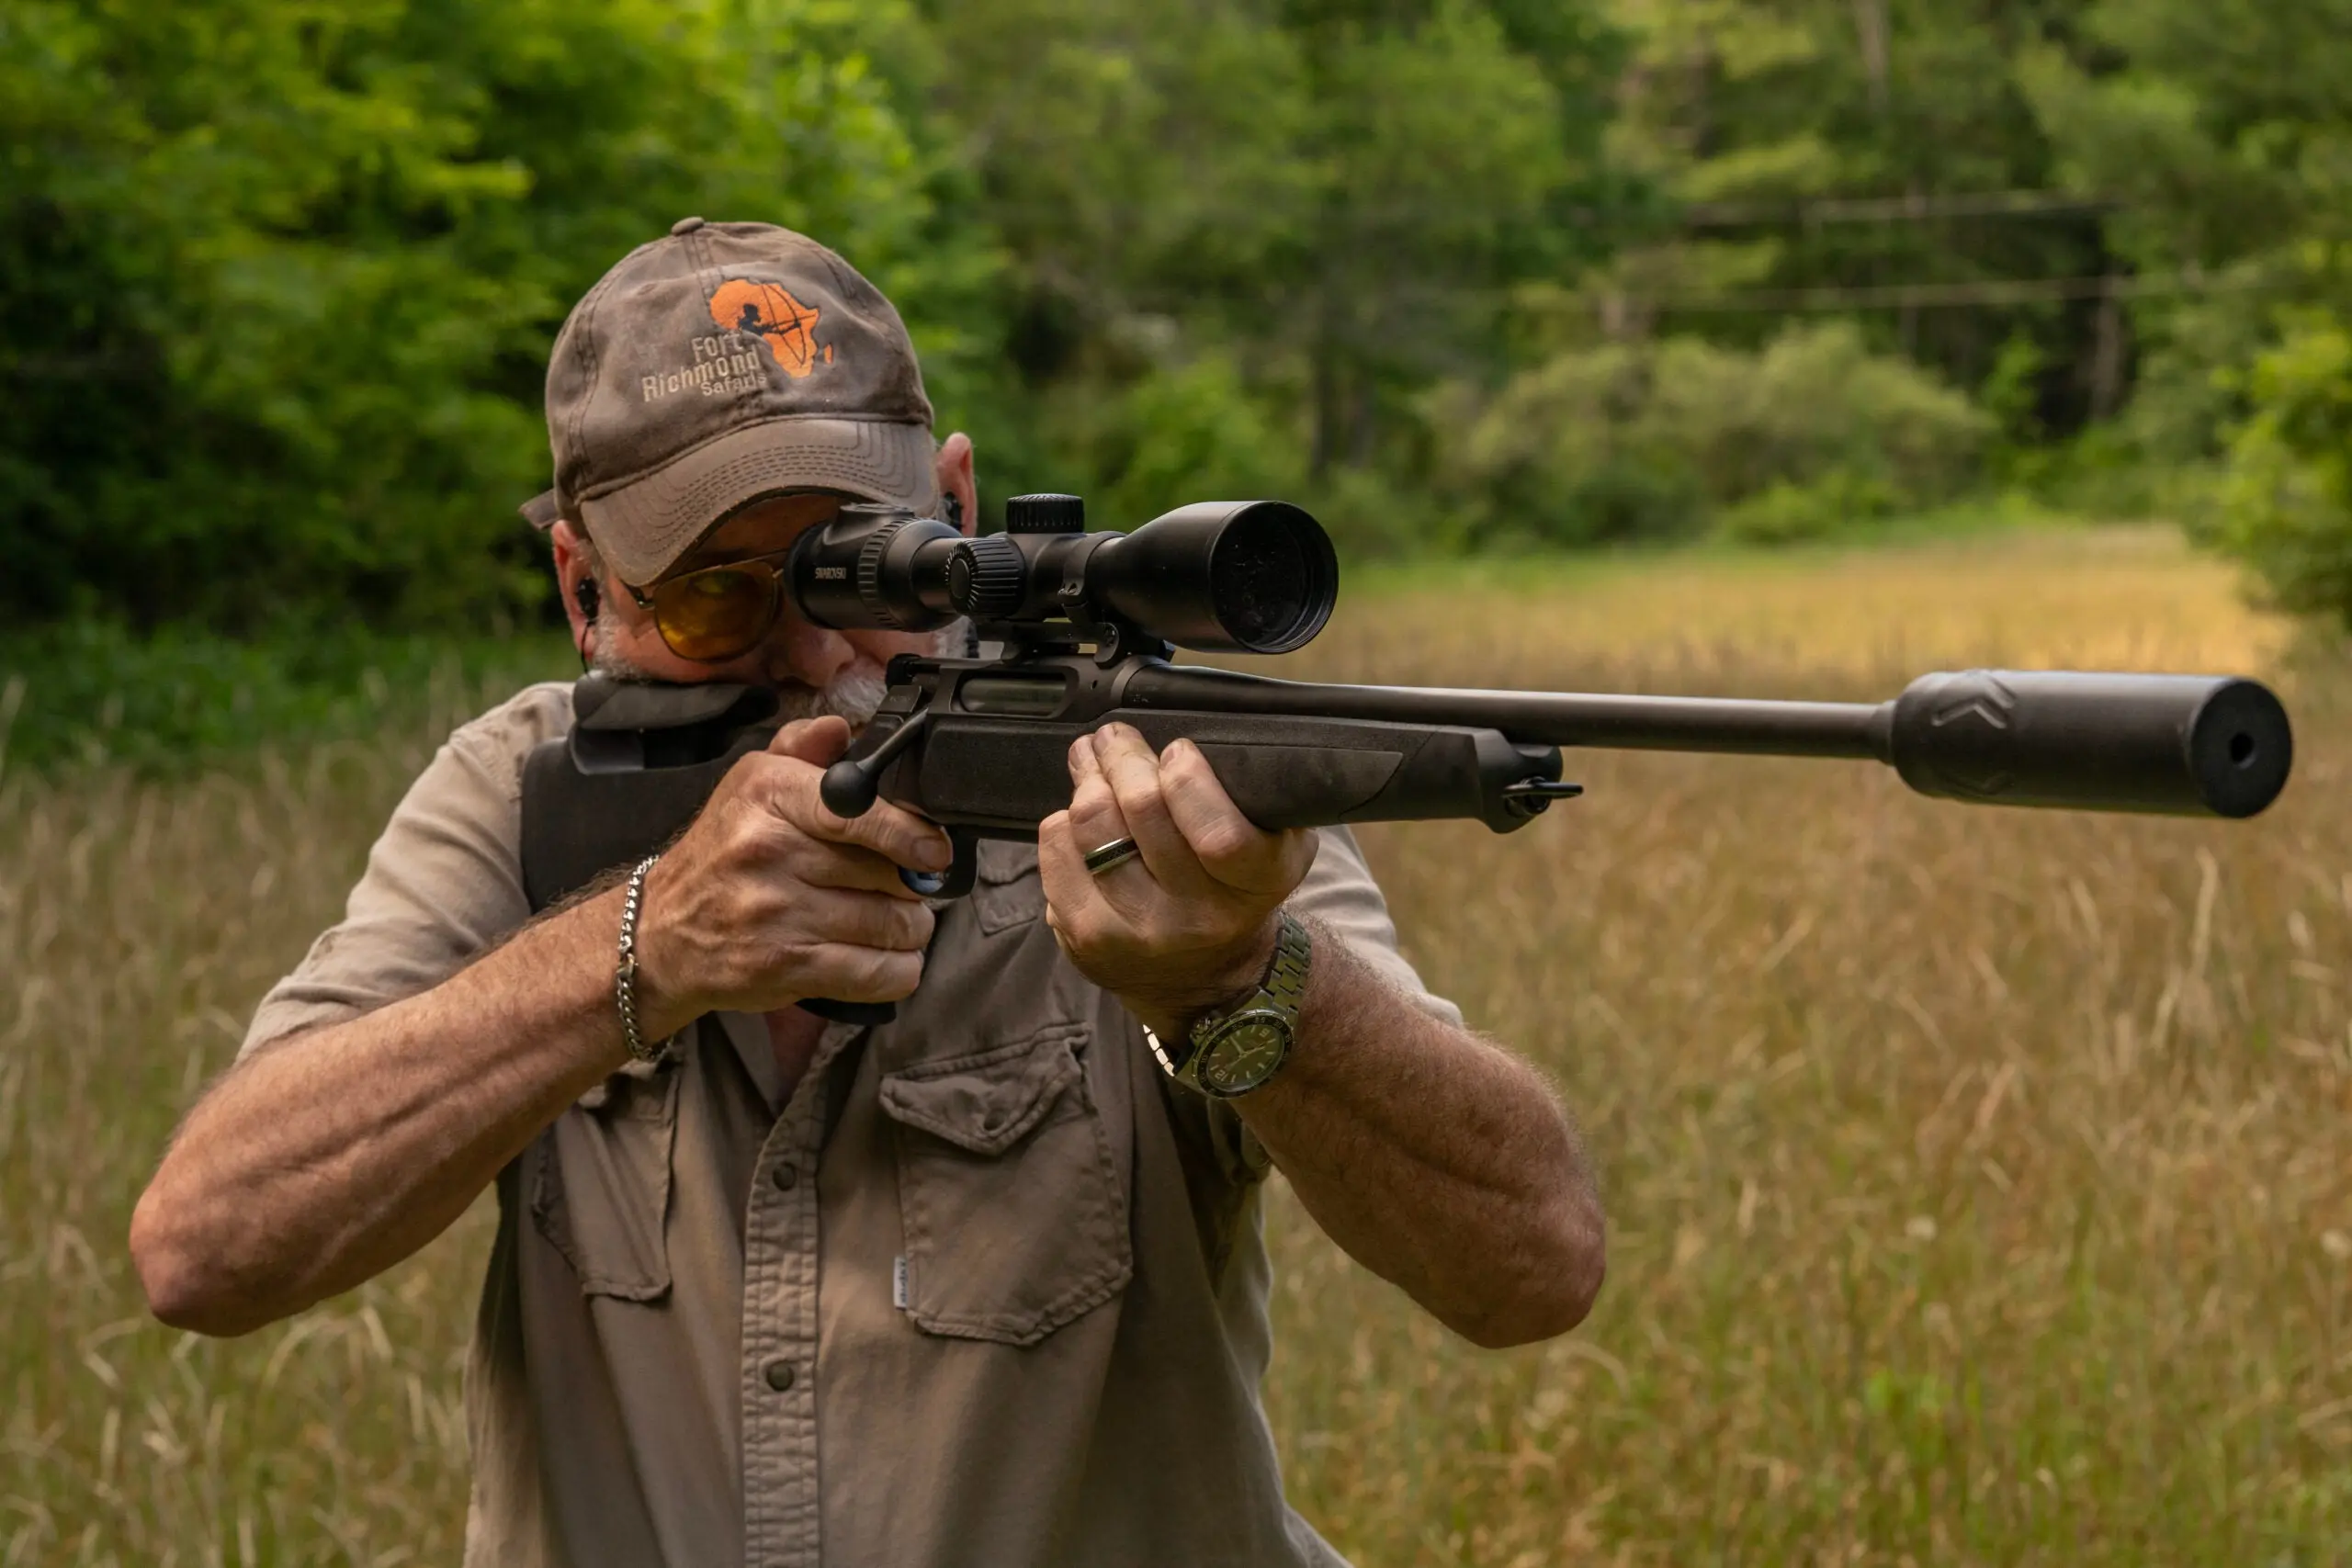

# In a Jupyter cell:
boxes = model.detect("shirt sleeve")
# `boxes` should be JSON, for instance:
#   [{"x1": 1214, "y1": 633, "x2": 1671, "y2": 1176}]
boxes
[
  {"x1": 1286, "y1": 824, "x2": 1463, "y2": 1029},
  {"x1": 239, "y1": 683, "x2": 573, "y2": 1059}
]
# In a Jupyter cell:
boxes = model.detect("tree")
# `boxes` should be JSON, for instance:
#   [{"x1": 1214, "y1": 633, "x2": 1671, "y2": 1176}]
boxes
[
  {"x1": 2022, "y1": 0, "x2": 2352, "y2": 615},
  {"x1": 1287, "y1": 2, "x2": 1577, "y2": 478},
  {"x1": 2211, "y1": 317, "x2": 2352, "y2": 628},
  {"x1": 914, "y1": 0, "x2": 1619, "y2": 516},
  {"x1": 0, "y1": 0, "x2": 968, "y2": 632},
  {"x1": 1593, "y1": 0, "x2": 2112, "y2": 419}
]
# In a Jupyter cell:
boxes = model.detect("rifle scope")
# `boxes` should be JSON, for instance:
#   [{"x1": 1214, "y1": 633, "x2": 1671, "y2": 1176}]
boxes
[{"x1": 787, "y1": 494, "x2": 1339, "y2": 654}]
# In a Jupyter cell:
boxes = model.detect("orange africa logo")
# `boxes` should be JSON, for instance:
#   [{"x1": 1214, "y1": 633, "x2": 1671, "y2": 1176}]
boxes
[{"x1": 708, "y1": 279, "x2": 831, "y2": 378}]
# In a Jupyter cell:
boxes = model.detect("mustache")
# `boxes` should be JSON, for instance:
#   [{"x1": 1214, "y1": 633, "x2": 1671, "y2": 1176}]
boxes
[
  {"x1": 587, "y1": 622, "x2": 968, "y2": 728},
  {"x1": 773, "y1": 665, "x2": 888, "y2": 728},
  {"x1": 589, "y1": 647, "x2": 888, "y2": 727}
]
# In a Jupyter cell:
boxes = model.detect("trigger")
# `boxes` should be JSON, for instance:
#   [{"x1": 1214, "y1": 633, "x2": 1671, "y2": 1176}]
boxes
[
  {"x1": 899, "y1": 828, "x2": 979, "y2": 899},
  {"x1": 938, "y1": 829, "x2": 981, "y2": 899}
]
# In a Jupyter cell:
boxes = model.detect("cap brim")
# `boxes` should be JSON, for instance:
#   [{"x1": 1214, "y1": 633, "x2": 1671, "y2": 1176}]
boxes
[
  {"x1": 579, "y1": 416, "x2": 936, "y2": 585},
  {"x1": 519, "y1": 489, "x2": 561, "y2": 530}
]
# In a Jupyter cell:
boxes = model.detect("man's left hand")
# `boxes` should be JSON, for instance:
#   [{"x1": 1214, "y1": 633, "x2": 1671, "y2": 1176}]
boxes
[{"x1": 1038, "y1": 724, "x2": 1317, "y2": 1036}]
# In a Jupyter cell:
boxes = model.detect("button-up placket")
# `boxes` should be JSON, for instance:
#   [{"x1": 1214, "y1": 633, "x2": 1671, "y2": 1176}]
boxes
[{"x1": 740, "y1": 1021, "x2": 862, "y2": 1568}]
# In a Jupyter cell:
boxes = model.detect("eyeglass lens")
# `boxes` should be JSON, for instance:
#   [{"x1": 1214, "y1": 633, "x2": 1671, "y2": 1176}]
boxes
[{"x1": 650, "y1": 563, "x2": 782, "y2": 661}]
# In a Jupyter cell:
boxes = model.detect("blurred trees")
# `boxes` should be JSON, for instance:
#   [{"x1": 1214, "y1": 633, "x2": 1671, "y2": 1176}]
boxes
[
  {"x1": 12, "y1": 0, "x2": 2352, "y2": 632},
  {"x1": 1439, "y1": 322, "x2": 1989, "y2": 547},
  {"x1": 2019, "y1": 0, "x2": 2352, "y2": 625},
  {"x1": 5, "y1": 0, "x2": 1634, "y2": 629},
  {"x1": 914, "y1": 0, "x2": 1621, "y2": 551},
  {"x1": 1592, "y1": 0, "x2": 2112, "y2": 419},
  {"x1": 0, "y1": 0, "x2": 960, "y2": 631},
  {"x1": 1419, "y1": 0, "x2": 2082, "y2": 547},
  {"x1": 2211, "y1": 319, "x2": 2352, "y2": 626}
]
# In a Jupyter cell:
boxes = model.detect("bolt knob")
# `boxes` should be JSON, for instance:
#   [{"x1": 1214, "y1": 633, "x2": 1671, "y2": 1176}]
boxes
[
  {"x1": 1004, "y1": 492, "x2": 1086, "y2": 534},
  {"x1": 947, "y1": 536, "x2": 1027, "y2": 618}
]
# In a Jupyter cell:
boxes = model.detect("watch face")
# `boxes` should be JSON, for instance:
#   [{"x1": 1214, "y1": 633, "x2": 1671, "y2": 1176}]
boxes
[{"x1": 1200, "y1": 1012, "x2": 1291, "y2": 1097}]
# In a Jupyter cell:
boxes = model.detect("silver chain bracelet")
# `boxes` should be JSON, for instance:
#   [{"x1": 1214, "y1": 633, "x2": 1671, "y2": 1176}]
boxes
[{"x1": 616, "y1": 854, "x2": 663, "y2": 1064}]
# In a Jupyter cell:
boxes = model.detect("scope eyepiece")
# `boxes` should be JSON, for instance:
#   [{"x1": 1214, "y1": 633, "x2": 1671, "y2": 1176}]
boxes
[
  {"x1": 787, "y1": 502, "x2": 963, "y2": 633},
  {"x1": 782, "y1": 494, "x2": 1341, "y2": 655}
]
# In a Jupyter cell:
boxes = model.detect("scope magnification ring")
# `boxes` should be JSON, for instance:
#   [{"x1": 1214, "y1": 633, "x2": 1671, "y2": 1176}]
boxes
[{"x1": 854, "y1": 521, "x2": 910, "y2": 630}]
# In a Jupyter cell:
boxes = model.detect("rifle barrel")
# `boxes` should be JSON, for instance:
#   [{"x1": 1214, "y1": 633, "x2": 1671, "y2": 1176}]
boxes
[
  {"x1": 1125, "y1": 665, "x2": 1883, "y2": 757},
  {"x1": 1123, "y1": 663, "x2": 2292, "y2": 819}
]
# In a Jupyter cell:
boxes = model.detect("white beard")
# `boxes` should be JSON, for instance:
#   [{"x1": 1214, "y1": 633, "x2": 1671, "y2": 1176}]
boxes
[{"x1": 777, "y1": 662, "x2": 889, "y2": 728}]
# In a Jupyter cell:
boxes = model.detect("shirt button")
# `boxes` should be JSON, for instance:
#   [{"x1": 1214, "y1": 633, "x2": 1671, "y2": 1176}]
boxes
[
  {"x1": 771, "y1": 1163, "x2": 797, "y2": 1190},
  {"x1": 763, "y1": 1359, "x2": 797, "y2": 1393}
]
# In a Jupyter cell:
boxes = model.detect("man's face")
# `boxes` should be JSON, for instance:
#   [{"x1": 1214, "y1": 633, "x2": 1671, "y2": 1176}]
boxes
[{"x1": 567, "y1": 492, "x2": 946, "y2": 722}]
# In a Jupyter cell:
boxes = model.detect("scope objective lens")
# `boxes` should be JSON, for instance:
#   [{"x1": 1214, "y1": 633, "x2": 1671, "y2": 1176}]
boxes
[{"x1": 1210, "y1": 510, "x2": 1318, "y2": 650}]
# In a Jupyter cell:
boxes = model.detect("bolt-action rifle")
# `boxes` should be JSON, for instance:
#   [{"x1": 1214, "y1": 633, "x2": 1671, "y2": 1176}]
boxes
[{"x1": 518, "y1": 493, "x2": 2292, "y2": 1022}]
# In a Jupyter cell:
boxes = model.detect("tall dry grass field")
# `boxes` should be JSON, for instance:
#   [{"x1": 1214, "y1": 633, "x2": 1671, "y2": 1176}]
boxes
[{"x1": 5, "y1": 529, "x2": 2346, "y2": 1564}]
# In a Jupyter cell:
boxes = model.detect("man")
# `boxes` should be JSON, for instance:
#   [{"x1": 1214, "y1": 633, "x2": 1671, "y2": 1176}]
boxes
[{"x1": 130, "y1": 220, "x2": 1604, "y2": 1567}]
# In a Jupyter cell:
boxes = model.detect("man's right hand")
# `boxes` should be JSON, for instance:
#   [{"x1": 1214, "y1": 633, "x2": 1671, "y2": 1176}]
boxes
[{"x1": 630, "y1": 716, "x2": 951, "y2": 1032}]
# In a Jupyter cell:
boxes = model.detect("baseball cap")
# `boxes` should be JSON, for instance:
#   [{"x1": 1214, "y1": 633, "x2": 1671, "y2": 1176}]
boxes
[{"x1": 537, "y1": 217, "x2": 937, "y2": 586}]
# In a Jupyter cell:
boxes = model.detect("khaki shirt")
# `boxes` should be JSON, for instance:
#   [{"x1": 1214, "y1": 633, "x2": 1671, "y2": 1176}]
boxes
[{"x1": 243, "y1": 683, "x2": 1460, "y2": 1568}]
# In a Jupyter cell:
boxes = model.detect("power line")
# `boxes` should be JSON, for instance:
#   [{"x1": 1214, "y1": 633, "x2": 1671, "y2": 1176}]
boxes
[
  {"x1": 1618, "y1": 268, "x2": 2265, "y2": 314},
  {"x1": 973, "y1": 187, "x2": 2123, "y2": 236},
  {"x1": 1679, "y1": 188, "x2": 2119, "y2": 229}
]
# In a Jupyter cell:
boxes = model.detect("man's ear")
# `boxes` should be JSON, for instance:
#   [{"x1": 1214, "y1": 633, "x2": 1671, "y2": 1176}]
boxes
[
  {"x1": 935, "y1": 432, "x2": 978, "y2": 536},
  {"x1": 550, "y1": 518, "x2": 598, "y2": 663}
]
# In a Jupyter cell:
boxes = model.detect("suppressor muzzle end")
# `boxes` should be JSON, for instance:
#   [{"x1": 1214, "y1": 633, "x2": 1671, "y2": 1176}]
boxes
[
  {"x1": 1887, "y1": 669, "x2": 2291, "y2": 818},
  {"x1": 2185, "y1": 677, "x2": 2294, "y2": 818}
]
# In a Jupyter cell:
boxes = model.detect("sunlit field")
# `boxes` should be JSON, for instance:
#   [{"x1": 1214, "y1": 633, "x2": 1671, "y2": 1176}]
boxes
[{"x1": 6, "y1": 527, "x2": 2346, "y2": 1565}]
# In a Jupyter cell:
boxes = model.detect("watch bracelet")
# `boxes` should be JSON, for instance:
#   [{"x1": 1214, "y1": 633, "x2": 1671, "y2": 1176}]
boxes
[
  {"x1": 1260, "y1": 910, "x2": 1312, "y2": 1015},
  {"x1": 1147, "y1": 909, "x2": 1311, "y2": 1093}
]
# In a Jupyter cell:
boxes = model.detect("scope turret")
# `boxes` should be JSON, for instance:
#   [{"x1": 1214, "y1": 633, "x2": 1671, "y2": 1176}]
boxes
[{"x1": 1004, "y1": 492, "x2": 1087, "y2": 534}]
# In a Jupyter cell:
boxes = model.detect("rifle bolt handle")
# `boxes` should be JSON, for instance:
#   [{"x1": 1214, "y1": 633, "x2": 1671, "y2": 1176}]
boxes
[{"x1": 820, "y1": 758, "x2": 881, "y2": 818}]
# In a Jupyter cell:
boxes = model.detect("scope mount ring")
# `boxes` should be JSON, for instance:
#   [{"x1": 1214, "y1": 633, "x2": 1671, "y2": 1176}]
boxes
[
  {"x1": 1018, "y1": 584, "x2": 1174, "y2": 665},
  {"x1": 1087, "y1": 615, "x2": 1176, "y2": 667}
]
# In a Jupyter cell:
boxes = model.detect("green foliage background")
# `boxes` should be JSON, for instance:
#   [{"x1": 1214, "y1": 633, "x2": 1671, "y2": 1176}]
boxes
[
  {"x1": 1, "y1": 0, "x2": 967, "y2": 633},
  {"x1": 10, "y1": 0, "x2": 2352, "y2": 637}
]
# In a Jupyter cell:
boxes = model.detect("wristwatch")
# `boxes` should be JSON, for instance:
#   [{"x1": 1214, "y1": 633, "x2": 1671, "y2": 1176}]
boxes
[{"x1": 1144, "y1": 911, "x2": 1312, "y2": 1099}]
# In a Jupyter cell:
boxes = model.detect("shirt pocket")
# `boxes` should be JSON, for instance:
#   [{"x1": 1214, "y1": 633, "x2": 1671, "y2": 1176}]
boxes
[
  {"x1": 527, "y1": 1057, "x2": 679, "y2": 1302},
  {"x1": 970, "y1": 839, "x2": 1044, "y2": 934},
  {"x1": 877, "y1": 1023, "x2": 1132, "y2": 1345}
]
